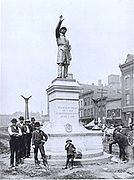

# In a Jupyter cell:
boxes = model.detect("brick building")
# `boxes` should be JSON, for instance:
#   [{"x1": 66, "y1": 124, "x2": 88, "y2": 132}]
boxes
[
  {"x1": 119, "y1": 54, "x2": 134, "y2": 126},
  {"x1": 79, "y1": 76, "x2": 121, "y2": 126}
]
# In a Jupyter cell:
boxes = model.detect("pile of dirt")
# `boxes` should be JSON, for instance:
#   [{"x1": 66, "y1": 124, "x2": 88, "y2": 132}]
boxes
[
  {"x1": 59, "y1": 170, "x2": 97, "y2": 179},
  {"x1": 3, "y1": 166, "x2": 51, "y2": 178},
  {"x1": 0, "y1": 127, "x2": 10, "y2": 154},
  {"x1": 0, "y1": 141, "x2": 9, "y2": 154}
]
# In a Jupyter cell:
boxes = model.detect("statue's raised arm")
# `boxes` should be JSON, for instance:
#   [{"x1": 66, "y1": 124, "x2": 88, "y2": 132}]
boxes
[
  {"x1": 55, "y1": 15, "x2": 72, "y2": 79},
  {"x1": 55, "y1": 15, "x2": 64, "y2": 38}
]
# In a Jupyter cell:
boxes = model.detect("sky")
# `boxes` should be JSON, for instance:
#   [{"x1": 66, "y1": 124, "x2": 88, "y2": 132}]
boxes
[{"x1": 0, "y1": 0, "x2": 134, "y2": 114}]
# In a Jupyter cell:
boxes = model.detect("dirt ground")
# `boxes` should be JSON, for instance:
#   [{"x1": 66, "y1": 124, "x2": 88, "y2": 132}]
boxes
[{"x1": 0, "y1": 127, "x2": 134, "y2": 179}]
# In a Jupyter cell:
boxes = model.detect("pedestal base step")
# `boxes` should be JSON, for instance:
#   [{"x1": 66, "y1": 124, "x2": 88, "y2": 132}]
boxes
[
  {"x1": 48, "y1": 152, "x2": 111, "y2": 166},
  {"x1": 46, "y1": 149, "x2": 103, "y2": 160}
]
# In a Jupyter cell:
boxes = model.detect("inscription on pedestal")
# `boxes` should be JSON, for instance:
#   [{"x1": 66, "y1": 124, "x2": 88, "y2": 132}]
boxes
[{"x1": 56, "y1": 105, "x2": 78, "y2": 119}]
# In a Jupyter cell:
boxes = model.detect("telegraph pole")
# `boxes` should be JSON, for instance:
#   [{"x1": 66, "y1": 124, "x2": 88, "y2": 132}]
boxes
[
  {"x1": 100, "y1": 87, "x2": 103, "y2": 126},
  {"x1": 97, "y1": 86, "x2": 107, "y2": 127}
]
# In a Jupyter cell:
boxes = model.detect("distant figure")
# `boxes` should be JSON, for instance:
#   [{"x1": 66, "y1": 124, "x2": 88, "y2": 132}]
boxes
[
  {"x1": 56, "y1": 15, "x2": 72, "y2": 78},
  {"x1": 32, "y1": 122, "x2": 48, "y2": 167},
  {"x1": 103, "y1": 124, "x2": 114, "y2": 142},
  {"x1": 62, "y1": 138, "x2": 76, "y2": 170},
  {"x1": 30, "y1": 117, "x2": 36, "y2": 133},
  {"x1": 8, "y1": 118, "x2": 22, "y2": 167}
]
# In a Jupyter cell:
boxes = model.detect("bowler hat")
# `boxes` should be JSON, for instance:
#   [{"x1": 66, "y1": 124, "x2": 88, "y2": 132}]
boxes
[
  {"x1": 66, "y1": 138, "x2": 72, "y2": 143},
  {"x1": 35, "y1": 122, "x2": 41, "y2": 127},
  {"x1": 19, "y1": 116, "x2": 24, "y2": 120},
  {"x1": 31, "y1": 117, "x2": 35, "y2": 121},
  {"x1": 11, "y1": 118, "x2": 17, "y2": 123},
  {"x1": 60, "y1": 26, "x2": 67, "y2": 32}
]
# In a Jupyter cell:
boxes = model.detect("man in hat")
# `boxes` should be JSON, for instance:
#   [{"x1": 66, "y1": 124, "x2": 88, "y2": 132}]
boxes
[
  {"x1": 62, "y1": 138, "x2": 76, "y2": 170},
  {"x1": 30, "y1": 117, "x2": 36, "y2": 133},
  {"x1": 8, "y1": 118, "x2": 22, "y2": 167},
  {"x1": 32, "y1": 122, "x2": 48, "y2": 167},
  {"x1": 23, "y1": 119, "x2": 32, "y2": 158},
  {"x1": 17, "y1": 116, "x2": 25, "y2": 163},
  {"x1": 55, "y1": 15, "x2": 72, "y2": 78}
]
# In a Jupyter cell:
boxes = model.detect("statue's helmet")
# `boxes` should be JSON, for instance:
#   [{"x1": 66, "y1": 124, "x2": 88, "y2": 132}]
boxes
[{"x1": 60, "y1": 27, "x2": 67, "y2": 33}]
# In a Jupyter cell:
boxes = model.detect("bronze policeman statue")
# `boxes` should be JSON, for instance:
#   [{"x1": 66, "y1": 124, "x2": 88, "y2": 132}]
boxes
[{"x1": 55, "y1": 15, "x2": 72, "y2": 78}]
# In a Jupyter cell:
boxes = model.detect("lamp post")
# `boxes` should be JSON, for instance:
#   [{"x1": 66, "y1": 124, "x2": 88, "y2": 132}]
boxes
[
  {"x1": 21, "y1": 95, "x2": 32, "y2": 120},
  {"x1": 92, "y1": 98, "x2": 101, "y2": 130}
]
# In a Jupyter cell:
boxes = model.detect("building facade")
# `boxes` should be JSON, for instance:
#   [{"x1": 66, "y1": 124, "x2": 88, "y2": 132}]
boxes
[
  {"x1": 79, "y1": 90, "x2": 94, "y2": 124},
  {"x1": 106, "y1": 97, "x2": 122, "y2": 125},
  {"x1": 79, "y1": 82, "x2": 108, "y2": 125},
  {"x1": 78, "y1": 75, "x2": 121, "y2": 126},
  {"x1": 119, "y1": 54, "x2": 134, "y2": 126}
]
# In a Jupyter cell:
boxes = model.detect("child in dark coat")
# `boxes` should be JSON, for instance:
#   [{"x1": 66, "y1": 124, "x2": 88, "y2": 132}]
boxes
[{"x1": 63, "y1": 138, "x2": 76, "y2": 170}]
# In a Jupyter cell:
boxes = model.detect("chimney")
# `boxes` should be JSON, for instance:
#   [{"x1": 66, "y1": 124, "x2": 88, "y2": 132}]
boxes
[{"x1": 98, "y1": 80, "x2": 102, "y2": 86}]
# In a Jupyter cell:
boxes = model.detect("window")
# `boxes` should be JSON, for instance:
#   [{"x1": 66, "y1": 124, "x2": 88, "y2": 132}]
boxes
[
  {"x1": 103, "y1": 107, "x2": 106, "y2": 116},
  {"x1": 116, "y1": 109, "x2": 121, "y2": 117},
  {"x1": 91, "y1": 96, "x2": 93, "y2": 104},
  {"x1": 124, "y1": 75, "x2": 130, "y2": 89},
  {"x1": 79, "y1": 111, "x2": 82, "y2": 118},
  {"x1": 126, "y1": 94, "x2": 130, "y2": 106},
  {"x1": 78, "y1": 101, "x2": 80, "y2": 108},
  {"x1": 91, "y1": 108, "x2": 93, "y2": 115},
  {"x1": 84, "y1": 98, "x2": 87, "y2": 106},
  {"x1": 87, "y1": 109, "x2": 90, "y2": 116},
  {"x1": 87, "y1": 97, "x2": 90, "y2": 105},
  {"x1": 84, "y1": 109, "x2": 86, "y2": 116}
]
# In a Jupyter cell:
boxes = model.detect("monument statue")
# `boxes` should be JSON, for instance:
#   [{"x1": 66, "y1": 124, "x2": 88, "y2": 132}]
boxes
[
  {"x1": 55, "y1": 15, "x2": 72, "y2": 78},
  {"x1": 21, "y1": 95, "x2": 32, "y2": 120},
  {"x1": 42, "y1": 16, "x2": 104, "y2": 163}
]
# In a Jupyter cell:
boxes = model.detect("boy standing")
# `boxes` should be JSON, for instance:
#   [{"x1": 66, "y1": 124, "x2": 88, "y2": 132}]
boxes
[{"x1": 63, "y1": 138, "x2": 76, "y2": 170}]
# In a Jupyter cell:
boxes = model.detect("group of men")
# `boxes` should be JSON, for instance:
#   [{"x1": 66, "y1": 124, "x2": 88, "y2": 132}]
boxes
[
  {"x1": 8, "y1": 116, "x2": 48, "y2": 168},
  {"x1": 8, "y1": 116, "x2": 76, "y2": 170}
]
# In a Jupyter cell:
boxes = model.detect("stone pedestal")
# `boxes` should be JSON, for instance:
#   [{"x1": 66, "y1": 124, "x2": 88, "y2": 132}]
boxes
[{"x1": 42, "y1": 78, "x2": 103, "y2": 159}]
